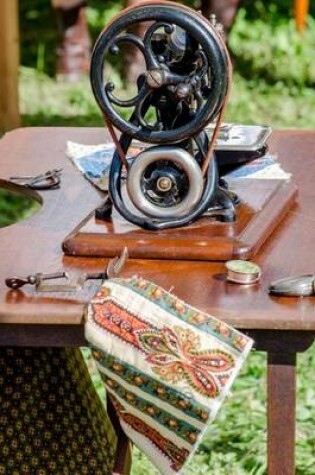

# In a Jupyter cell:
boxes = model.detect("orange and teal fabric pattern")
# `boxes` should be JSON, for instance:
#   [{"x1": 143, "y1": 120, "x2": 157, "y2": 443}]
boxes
[
  {"x1": 86, "y1": 276, "x2": 253, "y2": 475},
  {"x1": 0, "y1": 347, "x2": 116, "y2": 475}
]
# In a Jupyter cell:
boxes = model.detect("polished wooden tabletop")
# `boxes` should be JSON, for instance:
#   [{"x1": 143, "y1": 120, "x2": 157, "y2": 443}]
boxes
[{"x1": 0, "y1": 127, "x2": 314, "y2": 331}]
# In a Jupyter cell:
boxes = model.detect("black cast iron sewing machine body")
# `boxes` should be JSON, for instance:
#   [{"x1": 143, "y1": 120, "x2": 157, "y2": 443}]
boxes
[{"x1": 90, "y1": 1, "x2": 250, "y2": 230}]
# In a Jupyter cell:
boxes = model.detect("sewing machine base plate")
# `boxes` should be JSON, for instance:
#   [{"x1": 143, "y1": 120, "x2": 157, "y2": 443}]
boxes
[{"x1": 63, "y1": 179, "x2": 297, "y2": 261}]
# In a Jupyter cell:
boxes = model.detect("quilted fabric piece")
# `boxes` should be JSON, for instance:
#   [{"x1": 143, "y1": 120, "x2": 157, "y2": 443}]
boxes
[{"x1": 85, "y1": 276, "x2": 253, "y2": 475}]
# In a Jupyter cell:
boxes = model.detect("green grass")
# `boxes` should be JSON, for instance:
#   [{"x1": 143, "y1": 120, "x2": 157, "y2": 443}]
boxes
[
  {"x1": 0, "y1": 188, "x2": 41, "y2": 228},
  {"x1": 229, "y1": 14, "x2": 315, "y2": 88}
]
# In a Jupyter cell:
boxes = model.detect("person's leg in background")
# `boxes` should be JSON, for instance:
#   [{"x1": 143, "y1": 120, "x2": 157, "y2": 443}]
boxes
[
  {"x1": 201, "y1": 0, "x2": 241, "y2": 33},
  {"x1": 51, "y1": 0, "x2": 91, "y2": 82}
]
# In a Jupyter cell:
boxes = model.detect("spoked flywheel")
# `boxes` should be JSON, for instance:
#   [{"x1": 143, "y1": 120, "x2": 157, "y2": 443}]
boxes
[{"x1": 90, "y1": 1, "x2": 230, "y2": 144}]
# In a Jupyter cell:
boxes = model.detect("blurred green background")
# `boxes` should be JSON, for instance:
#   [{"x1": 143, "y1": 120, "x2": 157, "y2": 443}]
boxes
[
  {"x1": 1, "y1": 2, "x2": 315, "y2": 473},
  {"x1": 18, "y1": 0, "x2": 315, "y2": 128},
  {"x1": 19, "y1": 0, "x2": 315, "y2": 85}
]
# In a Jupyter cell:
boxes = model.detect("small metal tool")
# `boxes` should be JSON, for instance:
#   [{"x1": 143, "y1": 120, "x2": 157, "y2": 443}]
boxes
[
  {"x1": 268, "y1": 274, "x2": 315, "y2": 297},
  {"x1": 5, "y1": 247, "x2": 128, "y2": 292},
  {"x1": 10, "y1": 169, "x2": 62, "y2": 190}
]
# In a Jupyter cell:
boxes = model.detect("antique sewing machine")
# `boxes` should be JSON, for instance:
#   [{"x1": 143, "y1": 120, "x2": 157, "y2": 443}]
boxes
[
  {"x1": 89, "y1": 1, "x2": 270, "y2": 230},
  {"x1": 62, "y1": 0, "x2": 296, "y2": 260}
]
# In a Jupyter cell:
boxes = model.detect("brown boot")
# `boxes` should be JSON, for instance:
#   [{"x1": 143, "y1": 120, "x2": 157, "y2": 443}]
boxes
[{"x1": 55, "y1": 2, "x2": 91, "y2": 82}]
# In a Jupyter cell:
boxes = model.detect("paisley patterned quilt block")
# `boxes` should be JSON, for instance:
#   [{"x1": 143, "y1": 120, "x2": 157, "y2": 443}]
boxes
[{"x1": 85, "y1": 276, "x2": 253, "y2": 475}]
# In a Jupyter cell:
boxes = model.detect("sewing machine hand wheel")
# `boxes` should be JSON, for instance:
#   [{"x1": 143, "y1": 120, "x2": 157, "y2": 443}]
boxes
[
  {"x1": 91, "y1": 1, "x2": 229, "y2": 143},
  {"x1": 90, "y1": 1, "x2": 235, "y2": 230}
]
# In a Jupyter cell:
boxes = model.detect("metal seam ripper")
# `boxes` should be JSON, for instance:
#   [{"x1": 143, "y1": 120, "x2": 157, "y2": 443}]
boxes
[{"x1": 5, "y1": 248, "x2": 128, "y2": 292}]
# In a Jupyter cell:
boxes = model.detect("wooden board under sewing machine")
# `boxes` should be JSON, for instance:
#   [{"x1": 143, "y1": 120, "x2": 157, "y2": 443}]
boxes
[{"x1": 62, "y1": 178, "x2": 297, "y2": 261}]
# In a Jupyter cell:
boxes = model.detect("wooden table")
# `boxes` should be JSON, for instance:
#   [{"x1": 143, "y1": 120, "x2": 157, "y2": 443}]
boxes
[{"x1": 0, "y1": 127, "x2": 314, "y2": 474}]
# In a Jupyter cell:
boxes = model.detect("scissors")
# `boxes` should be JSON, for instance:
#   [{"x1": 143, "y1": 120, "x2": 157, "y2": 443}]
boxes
[{"x1": 10, "y1": 169, "x2": 62, "y2": 190}]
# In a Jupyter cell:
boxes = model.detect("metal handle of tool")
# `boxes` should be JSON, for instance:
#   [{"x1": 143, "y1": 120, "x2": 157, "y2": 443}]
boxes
[{"x1": 5, "y1": 248, "x2": 128, "y2": 292}]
